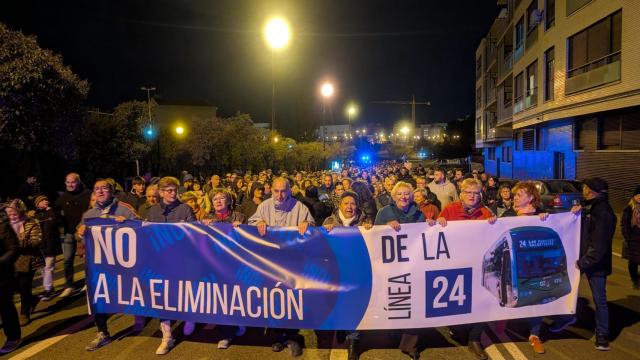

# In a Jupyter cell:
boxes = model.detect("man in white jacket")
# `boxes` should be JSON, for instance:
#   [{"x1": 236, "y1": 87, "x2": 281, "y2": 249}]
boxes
[{"x1": 428, "y1": 168, "x2": 458, "y2": 209}]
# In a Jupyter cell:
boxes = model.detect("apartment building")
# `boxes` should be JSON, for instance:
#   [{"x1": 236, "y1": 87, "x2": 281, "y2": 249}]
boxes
[{"x1": 475, "y1": 0, "x2": 640, "y2": 209}]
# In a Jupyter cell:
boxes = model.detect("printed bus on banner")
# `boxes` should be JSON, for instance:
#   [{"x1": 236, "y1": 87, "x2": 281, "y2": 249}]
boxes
[{"x1": 482, "y1": 226, "x2": 572, "y2": 308}]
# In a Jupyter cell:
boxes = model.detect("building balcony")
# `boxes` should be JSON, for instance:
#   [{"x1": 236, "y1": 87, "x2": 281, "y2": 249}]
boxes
[
  {"x1": 514, "y1": 43, "x2": 524, "y2": 63},
  {"x1": 513, "y1": 95, "x2": 524, "y2": 114},
  {"x1": 525, "y1": 26, "x2": 538, "y2": 50},
  {"x1": 486, "y1": 44, "x2": 497, "y2": 71},
  {"x1": 497, "y1": 102, "x2": 513, "y2": 125},
  {"x1": 566, "y1": 53, "x2": 621, "y2": 94},
  {"x1": 486, "y1": 125, "x2": 513, "y2": 141},
  {"x1": 499, "y1": 52, "x2": 513, "y2": 80},
  {"x1": 524, "y1": 87, "x2": 537, "y2": 109}
]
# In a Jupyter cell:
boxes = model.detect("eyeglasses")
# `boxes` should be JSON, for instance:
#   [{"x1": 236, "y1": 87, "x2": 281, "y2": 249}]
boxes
[{"x1": 462, "y1": 190, "x2": 482, "y2": 196}]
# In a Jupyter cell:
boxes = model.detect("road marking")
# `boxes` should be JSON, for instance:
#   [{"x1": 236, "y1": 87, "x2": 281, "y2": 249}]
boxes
[
  {"x1": 486, "y1": 323, "x2": 529, "y2": 360},
  {"x1": 329, "y1": 348, "x2": 348, "y2": 360},
  {"x1": 9, "y1": 315, "x2": 95, "y2": 360},
  {"x1": 505, "y1": 328, "x2": 574, "y2": 360},
  {"x1": 481, "y1": 331, "x2": 507, "y2": 360}
]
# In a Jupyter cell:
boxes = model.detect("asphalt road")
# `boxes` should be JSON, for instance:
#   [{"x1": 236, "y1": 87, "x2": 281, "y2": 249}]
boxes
[{"x1": 1, "y1": 230, "x2": 639, "y2": 360}]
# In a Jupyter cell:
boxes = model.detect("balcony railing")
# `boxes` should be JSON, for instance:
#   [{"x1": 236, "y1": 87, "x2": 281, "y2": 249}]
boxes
[
  {"x1": 568, "y1": 51, "x2": 621, "y2": 78},
  {"x1": 513, "y1": 95, "x2": 524, "y2": 114},
  {"x1": 525, "y1": 26, "x2": 538, "y2": 50},
  {"x1": 502, "y1": 52, "x2": 513, "y2": 77},
  {"x1": 524, "y1": 87, "x2": 537, "y2": 109},
  {"x1": 514, "y1": 43, "x2": 524, "y2": 63}
]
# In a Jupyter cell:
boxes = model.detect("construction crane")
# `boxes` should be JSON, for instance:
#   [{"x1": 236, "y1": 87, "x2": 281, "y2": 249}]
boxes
[{"x1": 371, "y1": 95, "x2": 431, "y2": 129}]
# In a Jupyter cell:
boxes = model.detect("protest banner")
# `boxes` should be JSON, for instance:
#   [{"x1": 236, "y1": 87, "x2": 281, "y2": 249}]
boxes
[{"x1": 85, "y1": 212, "x2": 580, "y2": 330}]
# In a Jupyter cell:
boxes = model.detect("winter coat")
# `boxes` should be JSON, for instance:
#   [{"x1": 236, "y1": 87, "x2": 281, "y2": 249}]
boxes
[
  {"x1": 439, "y1": 201, "x2": 494, "y2": 221},
  {"x1": 419, "y1": 202, "x2": 440, "y2": 220},
  {"x1": 300, "y1": 196, "x2": 332, "y2": 226},
  {"x1": 621, "y1": 204, "x2": 640, "y2": 263},
  {"x1": 484, "y1": 185, "x2": 499, "y2": 207},
  {"x1": 14, "y1": 218, "x2": 43, "y2": 273},
  {"x1": 323, "y1": 209, "x2": 369, "y2": 227},
  {"x1": 428, "y1": 180, "x2": 458, "y2": 209},
  {"x1": 146, "y1": 200, "x2": 196, "y2": 223},
  {"x1": 491, "y1": 199, "x2": 514, "y2": 218},
  {"x1": 374, "y1": 202, "x2": 425, "y2": 225},
  {"x1": 34, "y1": 208, "x2": 62, "y2": 257},
  {"x1": 577, "y1": 196, "x2": 616, "y2": 276},
  {"x1": 205, "y1": 211, "x2": 246, "y2": 224},
  {"x1": 0, "y1": 217, "x2": 20, "y2": 286},
  {"x1": 55, "y1": 187, "x2": 91, "y2": 234}
]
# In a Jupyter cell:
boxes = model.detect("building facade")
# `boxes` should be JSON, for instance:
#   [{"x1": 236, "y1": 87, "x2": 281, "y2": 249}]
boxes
[{"x1": 476, "y1": 0, "x2": 640, "y2": 209}]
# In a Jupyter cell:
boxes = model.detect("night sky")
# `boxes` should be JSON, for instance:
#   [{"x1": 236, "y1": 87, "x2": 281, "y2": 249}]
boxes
[{"x1": 1, "y1": 0, "x2": 499, "y2": 137}]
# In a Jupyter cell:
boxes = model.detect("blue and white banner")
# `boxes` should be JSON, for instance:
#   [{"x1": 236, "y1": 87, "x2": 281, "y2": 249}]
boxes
[{"x1": 84, "y1": 212, "x2": 580, "y2": 330}]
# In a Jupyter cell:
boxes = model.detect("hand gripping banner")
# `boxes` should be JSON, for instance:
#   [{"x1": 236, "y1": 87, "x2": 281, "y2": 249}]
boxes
[{"x1": 84, "y1": 212, "x2": 580, "y2": 330}]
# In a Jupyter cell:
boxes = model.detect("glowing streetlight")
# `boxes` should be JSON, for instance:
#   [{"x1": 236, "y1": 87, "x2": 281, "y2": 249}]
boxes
[
  {"x1": 264, "y1": 18, "x2": 291, "y2": 50},
  {"x1": 321, "y1": 82, "x2": 334, "y2": 98},
  {"x1": 264, "y1": 17, "x2": 292, "y2": 133},
  {"x1": 320, "y1": 81, "x2": 335, "y2": 148},
  {"x1": 175, "y1": 126, "x2": 185, "y2": 135},
  {"x1": 346, "y1": 103, "x2": 358, "y2": 125},
  {"x1": 273, "y1": 136, "x2": 279, "y2": 143},
  {"x1": 400, "y1": 126, "x2": 410, "y2": 135}
]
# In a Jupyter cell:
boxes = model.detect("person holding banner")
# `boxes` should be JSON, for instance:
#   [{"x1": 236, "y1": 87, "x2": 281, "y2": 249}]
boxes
[
  {"x1": 323, "y1": 190, "x2": 372, "y2": 360},
  {"x1": 81, "y1": 179, "x2": 140, "y2": 352},
  {"x1": 499, "y1": 181, "x2": 549, "y2": 354},
  {"x1": 437, "y1": 178, "x2": 496, "y2": 360},
  {"x1": 248, "y1": 176, "x2": 314, "y2": 358},
  {"x1": 374, "y1": 181, "x2": 425, "y2": 360},
  {"x1": 145, "y1": 176, "x2": 196, "y2": 355},
  {"x1": 199, "y1": 188, "x2": 247, "y2": 349}
]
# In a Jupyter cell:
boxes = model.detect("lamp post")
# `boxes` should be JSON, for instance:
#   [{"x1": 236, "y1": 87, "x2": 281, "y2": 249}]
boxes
[
  {"x1": 140, "y1": 86, "x2": 156, "y2": 173},
  {"x1": 320, "y1": 82, "x2": 334, "y2": 148},
  {"x1": 263, "y1": 18, "x2": 291, "y2": 133}
]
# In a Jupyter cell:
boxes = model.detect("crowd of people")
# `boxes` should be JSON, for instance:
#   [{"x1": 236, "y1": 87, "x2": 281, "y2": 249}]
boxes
[{"x1": 0, "y1": 161, "x2": 635, "y2": 359}]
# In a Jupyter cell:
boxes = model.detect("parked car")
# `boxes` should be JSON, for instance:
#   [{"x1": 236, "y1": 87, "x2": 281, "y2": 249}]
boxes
[{"x1": 498, "y1": 179, "x2": 583, "y2": 213}]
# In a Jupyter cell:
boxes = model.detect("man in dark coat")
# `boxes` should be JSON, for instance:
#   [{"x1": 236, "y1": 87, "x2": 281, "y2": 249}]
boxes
[
  {"x1": 55, "y1": 173, "x2": 91, "y2": 297},
  {"x1": 0, "y1": 207, "x2": 21, "y2": 354},
  {"x1": 550, "y1": 177, "x2": 616, "y2": 351}
]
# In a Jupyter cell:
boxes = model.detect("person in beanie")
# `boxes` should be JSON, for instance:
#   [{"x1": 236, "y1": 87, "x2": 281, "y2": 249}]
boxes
[
  {"x1": 0, "y1": 204, "x2": 21, "y2": 354},
  {"x1": 34, "y1": 195, "x2": 61, "y2": 301},
  {"x1": 621, "y1": 185, "x2": 640, "y2": 290},
  {"x1": 549, "y1": 177, "x2": 616, "y2": 351}
]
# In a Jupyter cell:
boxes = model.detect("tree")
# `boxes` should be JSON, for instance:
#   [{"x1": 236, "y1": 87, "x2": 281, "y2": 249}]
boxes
[
  {"x1": 76, "y1": 101, "x2": 151, "y2": 181},
  {"x1": 0, "y1": 23, "x2": 89, "y2": 157},
  {"x1": 0, "y1": 23, "x2": 89, "y2": 196}
]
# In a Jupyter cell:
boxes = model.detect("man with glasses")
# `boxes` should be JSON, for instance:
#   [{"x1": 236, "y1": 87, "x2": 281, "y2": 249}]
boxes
[
  {"x1": 249, "y1": 177, "x2": 314, "y2": 358},
  {"x1": 144, "y1": 176, "x2": 195, "y2": 355},
  {"x1": 55, "y1": 173, "x2": 91, "y2": 298},
  {"x1": 437, "y1": 178, "x2": 496, "y2": 360},
  {"x1": 81, "y1": 179, "x2": 139, "y2": 352}
]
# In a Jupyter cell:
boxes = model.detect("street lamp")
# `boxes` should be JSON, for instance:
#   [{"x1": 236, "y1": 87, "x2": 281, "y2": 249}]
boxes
[
  {"x1": 346, "y1": 103, "x2": 358, "y2": 125},
  {"x1": 263, "y1": 17, "x2": 291, "y2": 133},
  {"x1": 320, "y1": 81, "x2": 334, "y2": 148},
  {"x1": 175, "y1": 126, "x2": 185, "y2": 135}
]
